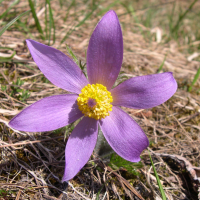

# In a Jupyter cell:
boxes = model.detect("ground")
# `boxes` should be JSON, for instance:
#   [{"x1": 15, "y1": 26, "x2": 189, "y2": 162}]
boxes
[{"x1": 0, "y1": 0, "x2": 200, "y2": 199}]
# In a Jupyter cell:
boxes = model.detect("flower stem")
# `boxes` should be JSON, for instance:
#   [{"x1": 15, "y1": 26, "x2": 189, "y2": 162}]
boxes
[{"x1": 94, "y1": 128, "x2": 114, "y2": 161}]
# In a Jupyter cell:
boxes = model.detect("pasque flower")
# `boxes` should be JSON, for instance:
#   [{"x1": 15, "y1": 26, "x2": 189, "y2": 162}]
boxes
[{"x1": 9, "y1": 10, "x2": 177, "y2": 181}]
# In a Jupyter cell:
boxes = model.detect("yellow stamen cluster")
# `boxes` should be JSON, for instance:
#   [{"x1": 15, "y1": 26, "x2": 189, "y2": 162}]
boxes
[{"x1": 77, "y1": 84, "x2": 113, "y2": 120}]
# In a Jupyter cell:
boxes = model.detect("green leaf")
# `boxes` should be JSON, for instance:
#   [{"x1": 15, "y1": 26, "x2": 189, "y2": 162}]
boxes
[
  {"x1": 157, "y1": 55, "x2": 167, "y2": 73},
  {"x1": 0, "y1": 10, "x2": 30, "y2": 37},
  {"x1": 0, "y1": 0, "x2": 5, "y2": 5},
  {"x1": 96, "y1": 184, "x2": 105, "y2": 200},
  {"x1": 0, "y1": 51, "x2": 16, "y2": 60},
  {"x1": 45, "y1": 0, "x2": 55, "y2": 45},
  {"x1": 61, "y1": 5, "x2": 97, "y2": 44},
  {"x1": 188, "y1": 66, "x2": 200, "y2": 92},
  {"x1": 97, "y1": 0, "x2": 120, "y2": 16},
  {"x1": 171, "y1": 0, "x2": 198, "y2": 34},
  {"x1": 109, "y1": 153, "x2": 143, "y2": 176},
  {"x1": 66, "y1": 45, "x2": 78, "y2": 64},
  {"x1": 28, "y1": 0, "x2": 44, "y2": 39},
  {"x1": 64, "y1": 0, "x2": 75, "y2": 22},
  {"x1": 149, "y1": 151, "x2": 166, "y2": 200},
  {"x1": 0, "y1": 0, "x2": 19, "y2": 20}
]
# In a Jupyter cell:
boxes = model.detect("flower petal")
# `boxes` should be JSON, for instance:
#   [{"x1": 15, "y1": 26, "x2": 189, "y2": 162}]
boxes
[
  {"x1": 111, "y1": 72, "x2": 177, "y2": 109},
  {"x1": 26, "y1": 39, "x2": 88, "y2": 94},
  {"x1": 100, "y1": 106, "x2": 149, "y2": 162},
  {"x1": 9, "y1": 94, "x2": 83, "y2": 132},
  {"x1": 87, "y1": 10, "x2": 123, "y2": 90},
  {"x1": 62, "y1": 117, "x2": 98, "y2": 182}
]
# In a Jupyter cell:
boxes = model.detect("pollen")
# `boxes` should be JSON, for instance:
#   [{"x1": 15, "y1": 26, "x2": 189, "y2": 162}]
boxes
[{"x1": 77, "y1": 84, "x2": 113, "y2": 120}]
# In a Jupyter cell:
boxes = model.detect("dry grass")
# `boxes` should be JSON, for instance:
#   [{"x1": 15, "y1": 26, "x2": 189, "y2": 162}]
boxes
[{"x1": 0, "y1": 0, "x2": 200, "y2": 199}]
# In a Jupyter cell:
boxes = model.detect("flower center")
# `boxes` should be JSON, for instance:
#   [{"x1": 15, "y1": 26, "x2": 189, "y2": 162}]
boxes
[{"x1": 77, "y1": 84, "x2": 113, "y2": 120}]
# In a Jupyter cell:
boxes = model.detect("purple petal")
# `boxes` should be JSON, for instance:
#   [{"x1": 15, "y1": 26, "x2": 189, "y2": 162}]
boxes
[
  {"x1": 100, "y1": 106, "x2": 149, "y2": 162},
  {"x1": 62, "y1": 117, "x2": 98, "y2": 182},
  {"x1": 87, "y1": 10, "x2": 123, "y2": 90},
  {"x1": 26, "y1": 39, "x2": 88, "y2": 94},
  {"x1": 9, "y1": 94, "x2": 83, "y2": 132},
  {"x1": 111, "y1": 72, "x2": 177, "y2": 109}
]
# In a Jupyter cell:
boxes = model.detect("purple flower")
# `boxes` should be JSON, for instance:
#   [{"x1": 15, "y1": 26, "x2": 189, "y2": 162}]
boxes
[{"x1": 9, "y1": 10, "x2": 177, "y2": 182}]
